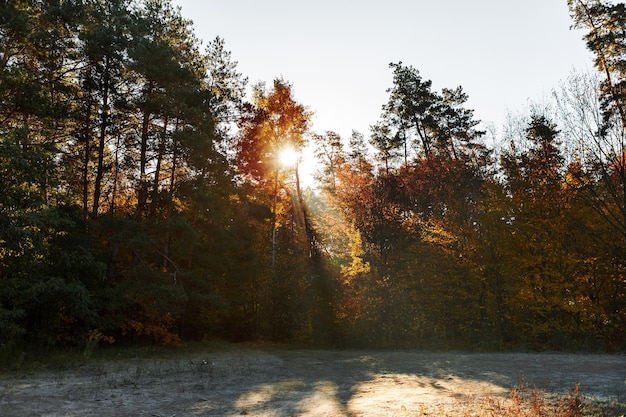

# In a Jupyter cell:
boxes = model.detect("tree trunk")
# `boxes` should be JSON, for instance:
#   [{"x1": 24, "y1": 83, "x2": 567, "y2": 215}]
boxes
[
  {"x1": 151, "y1": 118, "x2": 168, "y2": 218},
  {"x1": 161, "y1": 121, "x2": 177, "y2": 269},
  {"x1": 92, "y1": 56, "x2": 110, "y2": 218},
  {"x1": 135, "y1": 82, "x2": 154, "y2": 220},
  {"x1": 82, "y1": 101, "x2": 91, "y2": 218}
]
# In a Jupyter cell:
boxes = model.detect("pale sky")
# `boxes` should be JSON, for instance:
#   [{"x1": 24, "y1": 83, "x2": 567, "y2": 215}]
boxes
[{"x1": 172, "y1": 0, "x2": 594, "y2": 141}]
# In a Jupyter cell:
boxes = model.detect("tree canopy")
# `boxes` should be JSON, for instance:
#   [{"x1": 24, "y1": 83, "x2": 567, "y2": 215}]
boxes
[{"x1": 0, "y1": 0, "x2": 624, "y2": 354}]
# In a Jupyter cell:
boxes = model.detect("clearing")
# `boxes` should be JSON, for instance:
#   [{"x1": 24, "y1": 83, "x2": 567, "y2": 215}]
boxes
[{"x1": 0, "y1": 348, "x2": 624, "y2": 416}]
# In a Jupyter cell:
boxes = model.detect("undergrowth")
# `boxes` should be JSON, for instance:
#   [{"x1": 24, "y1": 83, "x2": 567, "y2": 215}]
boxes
[{"x1": 0, "y1": 339, "x2": 239, "y2": 372}]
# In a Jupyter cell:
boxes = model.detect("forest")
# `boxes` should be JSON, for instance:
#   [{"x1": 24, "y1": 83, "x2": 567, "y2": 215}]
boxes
[{"x1": 0, "y1": 0, "x2": 625, "y2": 354}]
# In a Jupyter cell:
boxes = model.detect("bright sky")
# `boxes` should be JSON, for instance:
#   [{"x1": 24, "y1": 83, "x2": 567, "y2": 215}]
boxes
[{"x1": 172, "y1": 0, "x2": 594, "y2": 142}]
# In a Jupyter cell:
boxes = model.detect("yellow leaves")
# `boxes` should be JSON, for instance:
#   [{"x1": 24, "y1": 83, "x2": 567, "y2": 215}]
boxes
[
  {"x1": 341, "y1": 256, "x2": 370, "y2": 283},
  {"x1": 422, "y1": 220, "x2": 457, "y2": 249},
  {"x1": 341, "y1": 228, "x2": 370, "y2": 281}
]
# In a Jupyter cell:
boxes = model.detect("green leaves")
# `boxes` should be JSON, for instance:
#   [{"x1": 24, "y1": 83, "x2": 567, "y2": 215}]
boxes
[
  {"x1": 569, "y1": 0, "x2": 626, "y2": 129},
  {"x1": 376, "y1": 62, "x2": 484, "y2": 164}
]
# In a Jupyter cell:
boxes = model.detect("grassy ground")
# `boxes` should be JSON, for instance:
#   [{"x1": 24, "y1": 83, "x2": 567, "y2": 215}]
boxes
[{"x1": 0, "y1": 343, "x2": 624, "y2": 416}]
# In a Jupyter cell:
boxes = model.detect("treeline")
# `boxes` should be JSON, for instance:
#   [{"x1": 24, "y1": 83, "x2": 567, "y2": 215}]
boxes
[{"x1": 0, "y1": 0, "x2": 624, "y2": 352}]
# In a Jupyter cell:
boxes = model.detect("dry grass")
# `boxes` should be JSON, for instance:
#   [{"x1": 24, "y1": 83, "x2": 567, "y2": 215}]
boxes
[{"x1": 419, "y1": 383, "x2": 624, "y2": 417}]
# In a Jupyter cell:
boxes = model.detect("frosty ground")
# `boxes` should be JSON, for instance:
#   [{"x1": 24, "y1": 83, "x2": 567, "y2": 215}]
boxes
[{"x1": 1, "y1": 348, "x2": 624, "y2": 416}]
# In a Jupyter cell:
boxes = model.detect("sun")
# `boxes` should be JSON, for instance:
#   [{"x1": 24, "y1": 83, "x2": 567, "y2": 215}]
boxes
[
  {"x1": 279, "y1": 147, "x2": 300, "y2": 167},
  {"x1": 278, "y1": 145, "x2": 317, "y2": 189}
]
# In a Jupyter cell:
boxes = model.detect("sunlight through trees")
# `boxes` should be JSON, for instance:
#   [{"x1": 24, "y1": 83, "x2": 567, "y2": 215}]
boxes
[{"x1": 0, "y1": 0, "x2": 624, "y2": 353}]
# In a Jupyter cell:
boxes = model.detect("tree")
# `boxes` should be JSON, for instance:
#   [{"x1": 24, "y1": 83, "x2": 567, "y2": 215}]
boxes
[
  {"x1": 567, "y1": 0, "x2": 626, "y2": 348},
  {"x1": 376, "y1": 62, "x2": 484, "y2": 164},
  {"x1": 235, "y1": 79, "x2": 316, "y2": 341},
  {"x1": 236, "y1": 79, "x2": 311, "y2": 183},
  {"x1": 126, "y1": 0, "x2": 204, "y2": 219},
  {"x1": 0, "y1": 0, "x2": 108, "y2": 348},
  {"x1": 205, "y1": 36, "x2": 248, "y2": 143},
  {"x1": 312, "y1": 131, "x2": 345, "y2": 193},
  {"x1": 379, "y1": 62, "x2": 438, "y2": 161},
  {"x1": 496, "y1": 115, "x2": 592, "y2": 347},
  {"x1": 77, "y1": 0, "x2": 134, "y2": 218},
  {"x1": 568, "y1": 0, "x2": 626, "y2": 242},
  {"x1": 568, "y1": 0, "x2": 626, "y2": 129},
  {"x1": 318, "y1": 63, "x2": 490, "y2": 347}
]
